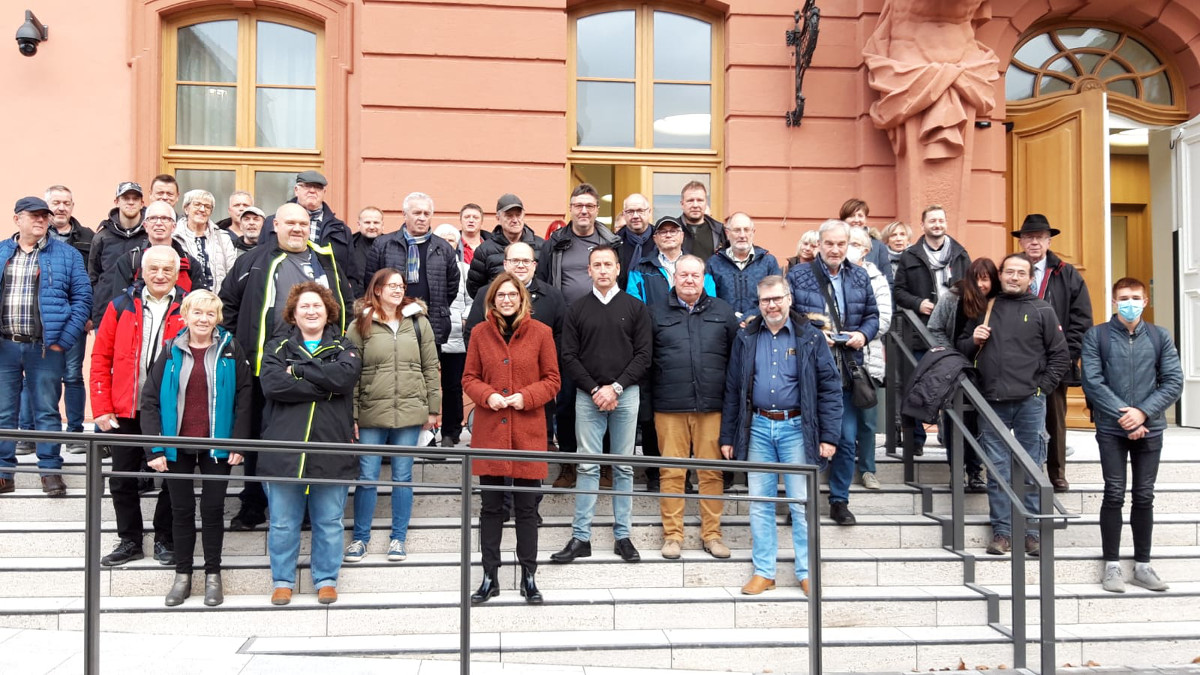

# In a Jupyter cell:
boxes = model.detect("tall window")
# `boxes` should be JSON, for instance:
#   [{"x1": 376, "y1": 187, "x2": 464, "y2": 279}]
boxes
[
  {"x1": 162, "y1": 11, "x2": 323, "y2": 212},
  {"x1": 569, "y1": 4, "x2": 723, "y2": 226}
]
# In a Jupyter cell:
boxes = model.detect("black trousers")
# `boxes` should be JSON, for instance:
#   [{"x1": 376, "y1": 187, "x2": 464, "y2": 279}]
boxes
[
  {"x1": 479, "y1": 475, "x2": 539, "y2": 576},
  {"x1": 108, "y1": 414, "x2": 172, "y2": 545},
  {"x1": 439, "y1": 348, "x2": 466, "y2": 439},
  {"x1": 555, "y1": 371, "x2": 578, "y2": 453},
  {"x1": 165, "y1": 451, "x2": 232, "y2": 574},
  {"x1": 237, "y1": 379, "x2": 268, "y2": 512},
  {"x1": 1044, "y1": 382, "x2": 1069, "y2": 482},
  {"x1": 1098, "y1": 432, "x2": 1163, "y2": 563}
]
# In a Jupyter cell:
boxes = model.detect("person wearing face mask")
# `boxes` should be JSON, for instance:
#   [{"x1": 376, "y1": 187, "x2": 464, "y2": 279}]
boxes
[{"x1": 1081, "y1": 278, "x2": 1182, "y2": 594}]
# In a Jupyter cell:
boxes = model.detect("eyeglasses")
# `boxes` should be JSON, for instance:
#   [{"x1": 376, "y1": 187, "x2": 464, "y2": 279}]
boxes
[
  {"x1": 384, "y1": 283, "x2": 405, "y2": 291},
  {"x1": 570, "y1": 202, "x2": 598, "y2": 211},
  {"x1": 505, "y1": 258, "x2": 534, "y2": 267},
  {"x1": 144, "y1": 215, "x2": 175, "y2": 223},
  {"x1": 495, "y1": 292, "x2": 520, "y2": 300},
  {"x1": 190, "y1": 203, "x2": 213, "y2": 211},
  {"x1": 624, "y1": 208, "x2": 648, "y2": 216},
  {"x1": 297, "y1": 183, "x2": 325, "y2": 192},
  {"x1": 758, "y1": 295, "x2": 789, "y2": 306}
]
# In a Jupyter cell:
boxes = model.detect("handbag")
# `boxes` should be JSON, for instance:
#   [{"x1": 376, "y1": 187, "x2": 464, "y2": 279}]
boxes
[{"x1": 810, "y1": 261, "x2": 877, "y2": 408}]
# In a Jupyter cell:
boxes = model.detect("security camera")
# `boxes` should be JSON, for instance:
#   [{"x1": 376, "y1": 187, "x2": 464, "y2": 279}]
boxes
[{"x1": 15, "y1": 10, "x2": 48, "y2": 57}]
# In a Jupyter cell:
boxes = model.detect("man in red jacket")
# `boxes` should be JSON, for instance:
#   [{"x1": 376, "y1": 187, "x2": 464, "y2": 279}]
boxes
[{"x1": 90, "y1": 245, "x2": 187, "y2": 567}]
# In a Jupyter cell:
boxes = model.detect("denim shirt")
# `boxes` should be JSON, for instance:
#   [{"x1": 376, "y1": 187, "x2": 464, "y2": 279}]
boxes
[{"x1": 751, "y1": 319, "x2": 800, "y2": 410}]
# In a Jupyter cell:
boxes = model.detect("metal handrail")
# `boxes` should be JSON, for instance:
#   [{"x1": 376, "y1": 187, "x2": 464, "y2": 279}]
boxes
[
  {"x1": 1, "y1": 428, "x2": 822, "y2": 675},
  {"x1": 883, "y1": 307, "x2": 1078, "y2": 674}
]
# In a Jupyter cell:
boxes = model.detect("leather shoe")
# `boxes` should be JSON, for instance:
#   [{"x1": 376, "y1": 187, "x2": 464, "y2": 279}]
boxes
[
  {"x1": 799, "y1": 578, "x2": 810, "y2": 596},
  {"x1": 204, "y1": 573, "x2": 224, "y2": 607},
  {"x1": 614, "y1": 537, "x2": 640, "y2": 562},
  {"x1": 0, "y1": 478, "x2": 14, "y2": 494},
  {"x1": 741, "y1": 575, "x2": 776, "y2": 595},
  {"x1": 550, "y1": 538, "x2": 591, "y2": 563},
  {"x1": 471, "y1": 573, "x2": 500, "y2": 604},
  {"x1": 41, "y1": 474, "x2": 67, "y2": 497},
  {"x1": 317, "y1": 586, "x2": 338, "y2": 604},
  {"x1": 165, "y1": 573, "x2": 191, "y2": 607},
  {"x1": 829, "y1": 502, "x2": 856, "y2": 526},
  {"x1": 270, "y1": 588, "x2": 292, "y2": 606},
  {"x1": 1052, "y1": 478, "x2": 1069, "y2": 493},
  {"x1": 703, "y1": 539, "x2": 731, "y2": 559},
  {"x1": 520, "y1": 570, "x2": 543, "y2": 604},
  {"x1": 230, "y1": 507, "x2": 266, "y2": 531}
]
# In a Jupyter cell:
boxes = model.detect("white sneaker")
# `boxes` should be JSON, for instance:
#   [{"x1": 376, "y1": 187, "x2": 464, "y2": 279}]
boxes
[
  {"x1": 1101, "y1": 565, "x2": 1125, "y2": 593},
  {"x1": 387, "y1": 539, "x2": 407, "y2": 562},
  {"x1": 861, "y1": 472, "x2": 881, "y2": 490},
  {"x1": 343, "y1": 539, "x2": 367, "y2": 563},
  {"x1": 1131, "y1": 565, "x2": 1169, "y2": 591}
]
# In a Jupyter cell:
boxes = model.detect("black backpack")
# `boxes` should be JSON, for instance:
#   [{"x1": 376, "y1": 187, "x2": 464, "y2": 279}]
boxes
[{"x1": 901, "y1": 347, "x2": 976, "y2": 424}]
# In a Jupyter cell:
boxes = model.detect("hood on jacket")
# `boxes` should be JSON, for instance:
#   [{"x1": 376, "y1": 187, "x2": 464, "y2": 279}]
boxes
[{"x1": 100, "y1": 207, "x2": 145, "y2": 239}]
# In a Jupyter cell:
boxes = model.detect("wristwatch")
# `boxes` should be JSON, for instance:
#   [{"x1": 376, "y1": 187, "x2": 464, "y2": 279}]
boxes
[{"x1": 611, "y1": 382, "x2": 624, "y2": 397}]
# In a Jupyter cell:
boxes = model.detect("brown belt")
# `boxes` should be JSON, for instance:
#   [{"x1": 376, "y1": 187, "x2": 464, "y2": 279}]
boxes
[{"x1": 755, "y1": 408, "x2": 801, "y2": 421}]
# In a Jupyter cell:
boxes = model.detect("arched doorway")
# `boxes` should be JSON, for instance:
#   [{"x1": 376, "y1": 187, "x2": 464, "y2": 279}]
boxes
[{"x1": 1004, "y1": 24, "x2": 1190, "y2": 427}]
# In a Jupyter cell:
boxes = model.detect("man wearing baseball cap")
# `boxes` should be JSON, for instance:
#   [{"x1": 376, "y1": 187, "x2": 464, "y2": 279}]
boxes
[
  {"x1": 259, "y1": 170, "x2": 362, "y2": 296},
  {"x1": 466, "y1": 193, "x2": 545, "y2": 297},
  {"x1": 89, "y1": 182, "x2": 147, "y2": 323},
  {"x1": 230, "y1": 206, "x2": 266, "y2": 258},
  {"x1": 0, "y1": 197, "x2": 92, "y2": 496}
]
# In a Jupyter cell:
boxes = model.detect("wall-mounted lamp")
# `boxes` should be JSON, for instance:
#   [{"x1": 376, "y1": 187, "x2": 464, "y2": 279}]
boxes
[
  {"x1": 16, "y1": 10, "x2": 48, "y2": 57},
  {"x1": 785, "y1": 0, "x2": 820, "y2": 127}
]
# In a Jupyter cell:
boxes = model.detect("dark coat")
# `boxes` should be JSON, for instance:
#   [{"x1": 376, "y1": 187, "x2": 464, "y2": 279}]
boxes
[
  {"x1": 52, "y1": 217, "x2": 94, "y2": 277},
  {"x1": 956, "y1": 292, "x2": 1070, "y2": 402},
  {"x1": 463, "y1": 317, "x2": 561, "y2": 479},
  {"x1": 463, "y1": 277, "x2": 565, "y2": 350},
  {"x1": 901, "y1": 348, "x2": 974, "y2": 424},
  {"x1": 112, "y1": 240, "x2": 206, "y2": 300},
  {"x1": 535, "y1": 222, "x2": 621, "y2": 290},
  {"x1": 1081, "y1": 316, "x2": 1183, "y2": 437},
  {"x1": 261, "y1": 200, "x2": 363, "y2": 297},
  {"x1": 466, "y1": 224, "x2": 545, "y2": 297},
  {"x1": 681, "y1": 215, "x2": 728, "y2": 261},
  {"x1": 1034, "y1": 251, "x2": 1093, "y2": 385},
  {"x1": 365, "y1": 230, "x2": 460, "y2": 345},
  {"x1": 649, "y1": 291, "x2": 739, "y2": 413},
  {"x1": 89, "y1": 209, "x2": 146, "y2": 323},
  {"x1": 706, "y1": 247, "x2": 782, "y2": 317},
  {"x1": 258, "y1": 325, "x2": 362, "y2": 480},
  {"x1": 719, "y1": 311, "x2": 843, "y2": 468},
  {"x1": 786, "y1": 258, "x2": 879, "y2": 365},
  {"x1": 893, "y1": 237, "x2": 971, "y2": 347},
  {"x1": 351, "y1": 232, "x2": 379, "y2": 288}
]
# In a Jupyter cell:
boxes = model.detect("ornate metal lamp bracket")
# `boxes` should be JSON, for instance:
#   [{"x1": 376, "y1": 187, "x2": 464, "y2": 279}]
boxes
[{"x1": 786, "y1": 0, "x2": 821, "y2": 127}]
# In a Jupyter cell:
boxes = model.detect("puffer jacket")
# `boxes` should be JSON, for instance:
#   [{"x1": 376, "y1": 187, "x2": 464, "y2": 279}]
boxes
[
  {"x1": 261, "y1": 199, "x2": 363, "y2": 297},
  {"x1": 706, "y1": 246, "x2": 782, "y2": 317},
  {"x1": 1081, "y1": 316, "x2": 1183, "y2": 437},
  {"x1": 0, "y1": 236, "x2": 91, "y2": 350},
  {"x1": 786, "y1": 257, "x2": 879, "y2": 365},
  {"x1": 443, "y1": 260, "x2": 472, "y2": 354},
  {"x1": 89, "y1": 283, "x2": 186, "y2": 419},
  {"x1": 649, "y1": 291, "x2": 738, "y2": 412},
  {"x1": 174, "y1": 219, "x2": 239, "y2": 291},
  {"x1": 466, "y1": 224, "x2": 545, "y2": 297},
  {"x1": 258, "y1": 325, "x2": 362, "y2": 480},
  {"x1": 140, "y1": 327, "x2": 253, "y2": 461},
  {"x1": 861, "y1": 260, "x2": 892, "y2": 382},
  {"x1": 346, "y1": 301, "x2": 441, "y2": 430},
  {"x1": 719, "y1": 310, "x2": 843, "y2": 468},
  {"x1": 536, "y1": 221, "x2": 621, "y2": 290},
  {"x1": 88, "y1": 209, "x2": 145, "y2": 322},
  {"x1": 365, "y1": 230, "x2": 460, "y2": 345}
]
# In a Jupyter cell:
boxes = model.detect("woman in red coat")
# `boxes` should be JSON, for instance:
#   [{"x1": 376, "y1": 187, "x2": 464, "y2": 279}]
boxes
[{"x1": 463, "y1": 272, "x2": 560, "y2": 605}]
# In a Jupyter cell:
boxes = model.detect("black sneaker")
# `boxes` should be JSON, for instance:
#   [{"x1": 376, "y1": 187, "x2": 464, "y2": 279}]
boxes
[
  {"x1": 137, "y1": 477, "x2": 156, "y2": 495},
  {"x1": 966, "y1": 471, "x2": 987, "y2": 494},
  {"x1": 829, "y1": 502, "x2": 856, "y2": 526},
  {"x1": 101, "y1": 540, "x2": 144, "y2": 567},
  {"x1": 230, "y1": 507, "x2": 266, "y2": 531},
  {"x1": 154, "y1": 540, "x2": 175, "y2": 566}
]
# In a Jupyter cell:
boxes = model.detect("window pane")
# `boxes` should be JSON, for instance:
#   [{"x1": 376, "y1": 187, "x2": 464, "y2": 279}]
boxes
[
  {"x1": 1055, "y1": 28, "x2": 1118, "y2": 52},
  {"x1": 653, "y1": 84, "x2": 710, "y2": 149},
  {"x1": 577, "y1": 11, "x2": 634, "y2": 79},
  {"x1": 257, "y1": 22, "x2": 316, "y2": 86},
  {"x1": 178, "y1": 21, "x2": 237, "y2": 82},
  {"x1": 176, "y1": 85, "x2": 236, "y2": 146},
  {"x1": 176, "y1": 170, "x2": 236, "y2": 216},
  {"x1": 1117, "y1": 38, "x2": 1160, "y2": 73},
  {"x1": 573, "y1": 165, "x2": 615, "y2": 228},
  {"x1": 1075, "y1": 53, "x2": 1103, "y2": 74},
  {"x1": 577, "y1": 81, "x2": 634, "y2": 147},
  {"x1": 1040, "y1": 75, "x2": 1072, "y2": 95},
  {"x1": 1005, "y1": 66, "x2": 1036, "y2": 100},
  {"x1": 1014, "y1": 33, "x2": 1058, "y2": 69},
  {"x1": 255, "y1": 171, "x2": 300, "y2": 214},
  {"x1": 654, "y1": 12, "x2": 710, "y2": 81},
  {"x1": 1109, "y1": 78, "x2": 1138, "y2": 98},
  {"x1": 257, "y1": 88, "x2": 317, "y2": 149},
  {"x1": 1144, "y1": 73, "x2": 1172, "y2": 105},
  {"x1": 652, "y1": 172, "x2": 708, "y2": 219},
  {"x1": 1047, "y1": 57, "x2": 1077, "y2": 76},
  {"x1": 1099, "y1": 59, "x2": 1130, "y2": 81}
]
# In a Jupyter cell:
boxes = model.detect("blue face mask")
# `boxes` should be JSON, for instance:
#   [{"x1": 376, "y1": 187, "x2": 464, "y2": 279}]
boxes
[{"x1": 1116, "y1": 299, "x2": 1144, "y2": 322}]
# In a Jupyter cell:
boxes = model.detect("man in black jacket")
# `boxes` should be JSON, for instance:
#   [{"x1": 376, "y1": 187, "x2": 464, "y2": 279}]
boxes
[
  {"x1": 89, "y1": 181, "x2": 147, "y2": 323},
  {"x1": 893, "y1": 205, "x2": 971, "y2": 451},
  {"x1": 650, "y1": 256, "x2": 739, "y2": 560},
  {"x1": 678, "y1": 181, "x2": 727, "y2": 261},
  {"x1": 615, "y1": 193, "x2": 654, "y2": 289},
  {"x1": 1014, "y1": 214, "x2": 1092, "y2": 492},
  {"x1": 350, "y1": 206, "x2": 385, "y2": 281},
  {"x1": 260, "y1": 171, "x2": 363, "y2": 297},
  {"x1": 466, "y1": 193, "x2": 544, "y2": 297},
  {"x1": 957, "y1": 253, "x2": 1069, "y2": 557}
]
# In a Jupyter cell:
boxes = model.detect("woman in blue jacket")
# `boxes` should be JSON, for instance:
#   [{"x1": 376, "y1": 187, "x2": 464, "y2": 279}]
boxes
[{"x1": 141, "y1": 290, "x2": 253, "y2": 607}]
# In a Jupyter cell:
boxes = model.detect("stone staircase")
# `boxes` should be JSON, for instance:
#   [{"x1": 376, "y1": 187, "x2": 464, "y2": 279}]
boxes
[{"x1": 1, "y1": 430, "x2": 1199, "y2": 672}]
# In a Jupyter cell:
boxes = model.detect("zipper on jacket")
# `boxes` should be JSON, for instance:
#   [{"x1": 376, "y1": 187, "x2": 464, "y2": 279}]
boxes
[
  {"x1": 298, "y1": 401, "x2": 316, "y2": 494},
  {"x1": 255, "y1": 253, "x2": 288, "y2": 375}
]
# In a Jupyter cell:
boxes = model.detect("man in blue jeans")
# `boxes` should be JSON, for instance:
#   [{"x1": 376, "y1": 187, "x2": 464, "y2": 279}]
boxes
[
  {"x1": 552, "y1": 247, "x2": 652, "y2": 564},
  {"x1": 720, "y1": 275, "x2": 842, "y2": 596},
  {"x1": 0, "y1": 197, "x2": 92, "y2": 496},
  {"x1": 957, "y1": 253, "x2": 1068, "y2": 557}
]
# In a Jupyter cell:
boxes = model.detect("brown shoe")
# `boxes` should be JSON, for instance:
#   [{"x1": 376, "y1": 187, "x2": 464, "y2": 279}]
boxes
[
  {"x1": 41, "y1": 475, "x2": 67, "y2": 497},
  {"x1": 0, "y1": 478, "x2": 14, "y2": 494},
  {"x1": 799, "y1": 578, "x2": 810, "y2": 596},
  {"x1": 599, "y1": 465, "x2": 613, "y2": 489},
  {"x1": 741, "y1": 575, "x2": 776, "y2": 595},
  {"x1": 703, "y1": 539, "x2": 731, "y2": 559},
  {"x1": 317, "y1": 586, "x2": 338, "y2": 605},
  {"x1": 270, "y1": 588, "x2": 292, "y2": 606},
  {"x1": 1052, "y1": 478, "x2": 1069, "y2": 493},
  {"x1": 552, "y1": 464, "x2": 576, "y2": 489}
]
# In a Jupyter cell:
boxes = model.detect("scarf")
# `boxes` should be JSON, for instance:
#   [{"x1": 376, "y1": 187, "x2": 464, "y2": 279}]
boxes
[
  {"x1": 923, "y1": 239, "x2": 953, "y2": 297},
  {"x1": 307, "y1": 207, "x2": 324, "y2": 242},
  {"x1": 624, "y1": 228, "x2": 653, "y2": 267},
  {"x1": 888, "y1": 248, "x2": 903, "y2": 277},
  {"x1": 401, "y1": 227, "x2": 430, "y2": 283}
]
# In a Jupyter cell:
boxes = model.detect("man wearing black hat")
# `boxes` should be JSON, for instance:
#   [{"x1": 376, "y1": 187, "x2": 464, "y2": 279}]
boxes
[
  {"x1": 89, "y1": 181, "x2": 147, "y2": 323},
  {"x1": 0, "y1": 197, "x2": 92, "y2": 496},
  {"x1": 260, "y1": 170, "x2": 362, "y2": 296},
  {"x1": 466, "y1": 193, "x2": 544, "y2": 297},
  {"x1": 1015, "y1": 213, "x2": 1092, "y2": 493}
]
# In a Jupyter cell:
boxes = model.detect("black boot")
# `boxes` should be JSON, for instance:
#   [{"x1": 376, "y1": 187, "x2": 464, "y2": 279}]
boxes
[
  {"x1": 520, "y1": 569, "x2": 543, "y2": 605},
  {"x1": 471, "y1": 571, "x2": 500, "y2": 604}
]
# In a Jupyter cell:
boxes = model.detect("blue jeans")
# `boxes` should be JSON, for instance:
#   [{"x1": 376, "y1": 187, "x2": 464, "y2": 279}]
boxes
[
  {"x1": 352, "y1": 426, "x2": 420, "y2": 543},
  {"x1": 979, "y1": 395, "x2": 1047, "y2": 538},
  {"x1": 572, "y1": 386, "x2": 639, "y2": 541},
  {"x1": 748, "y1": 414, "x2": 810, "y2": 581},
  {"x1": 19, "y1": 337, "x2": 85, "y2": 433},
  {"x1": 0, "y1": 340, "x2": 65, "y2": 479},
  {"x1": 855, "y1": 387, "x2": 879, "y2": 474},
  {"x1": 266, "y1": 481, "x2": 349, "y2": 590},
  {"x1": 827, "y1": 389, "x2": 860, "y2": 503}
]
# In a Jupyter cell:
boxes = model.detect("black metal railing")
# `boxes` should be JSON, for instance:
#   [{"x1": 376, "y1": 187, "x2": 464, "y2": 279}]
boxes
[
  {"x1": 883, "y1": 308, "x2": 1078, "y2": 674},
  {"x1": 1, "y1": 429, "x2": 823, "y2": 675}
]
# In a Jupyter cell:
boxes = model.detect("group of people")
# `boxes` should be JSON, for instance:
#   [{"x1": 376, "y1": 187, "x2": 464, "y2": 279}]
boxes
[{"x1": 0, "y1": 173, "x2": 1181, "y2": 607}]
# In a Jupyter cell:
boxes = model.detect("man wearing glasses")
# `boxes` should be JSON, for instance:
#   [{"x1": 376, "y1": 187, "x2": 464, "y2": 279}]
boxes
[
  {"x1": 615, "y1": 193, "x2": 653, "y2": 288},
  {"x1": 537, "y1": 184, "x2": 621, "y2": 487},
  {"x1": 466, "y1": 193, "x2": 545, "y2": 297},
  {"x1": 720, "y1": 276, "x2": 841, "y2": 596}
]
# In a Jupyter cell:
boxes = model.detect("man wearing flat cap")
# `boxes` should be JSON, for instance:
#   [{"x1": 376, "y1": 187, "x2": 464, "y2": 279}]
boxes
[
  {"x1": 1015, "y1": 213, "x2": 1092, "y2": 492},
  {"x1": 0, "y1": 197, "x2": 92, "y2": 496},
  {"x1": 260, "y1": 170, "x2": 363, "y2": 296}
]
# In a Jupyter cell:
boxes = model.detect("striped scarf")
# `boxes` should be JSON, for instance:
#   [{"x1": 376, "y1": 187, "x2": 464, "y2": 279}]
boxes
[{"x1": 401, "y1": 227, "x2": 430, "y2": 283}]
